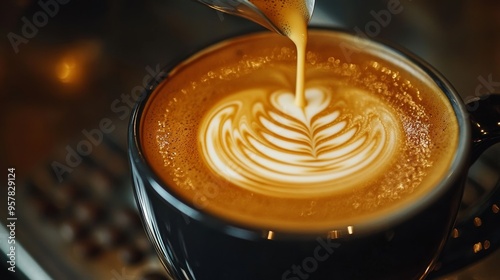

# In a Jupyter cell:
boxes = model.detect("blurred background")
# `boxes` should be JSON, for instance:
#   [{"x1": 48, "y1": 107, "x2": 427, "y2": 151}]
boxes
[{"x1": 0, "y1": 0, "x2": 499, "y2": 279}]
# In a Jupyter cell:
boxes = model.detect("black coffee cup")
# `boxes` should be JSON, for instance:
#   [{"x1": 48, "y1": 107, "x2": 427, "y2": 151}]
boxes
[{"x1": 128, "y1": 29, "x2": 500, "y2": 280}]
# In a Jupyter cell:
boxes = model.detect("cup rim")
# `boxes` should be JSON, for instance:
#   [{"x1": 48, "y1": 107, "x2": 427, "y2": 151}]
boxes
[{"x1": 128, "y1": 27, "x2": 471, "y2": 240}]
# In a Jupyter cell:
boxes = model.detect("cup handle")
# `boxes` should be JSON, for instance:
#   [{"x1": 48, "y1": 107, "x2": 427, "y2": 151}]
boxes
[{"x1": 429, "y1": 93, "x2": 500, "y2": 278}]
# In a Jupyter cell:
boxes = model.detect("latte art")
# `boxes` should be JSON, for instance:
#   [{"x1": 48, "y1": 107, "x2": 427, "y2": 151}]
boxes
[
  {"x1": 200, "y1": 86, "x2": 401, "y2": 197},
  {"x1": 141, "y1": 31, "x2": 459, "y2": 231}
]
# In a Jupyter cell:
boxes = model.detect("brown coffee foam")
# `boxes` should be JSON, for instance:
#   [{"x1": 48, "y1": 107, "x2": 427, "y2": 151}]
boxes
[{"x1": 140, "y1": 31, "x2": 458, "y2": 231}]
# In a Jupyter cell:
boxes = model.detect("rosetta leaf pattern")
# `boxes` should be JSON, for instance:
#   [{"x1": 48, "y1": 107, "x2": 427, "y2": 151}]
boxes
[{"x1": 200, "y1": 88, "x2": 400, "y2": 198}]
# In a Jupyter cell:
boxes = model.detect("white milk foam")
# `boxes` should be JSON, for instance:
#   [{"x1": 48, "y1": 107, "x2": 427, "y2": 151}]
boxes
[
  {"x1": 141, "y1": 31, "x2": 459, "y2": 230},
  {"x1": 199, "y1": 86, "x2": 401, "y2": 198}
]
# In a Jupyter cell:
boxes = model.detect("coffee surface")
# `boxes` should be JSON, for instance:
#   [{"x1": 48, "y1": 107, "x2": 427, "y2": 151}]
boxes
[{"x1": 140, "y1": 31, "x2": 459, "y2": 231}]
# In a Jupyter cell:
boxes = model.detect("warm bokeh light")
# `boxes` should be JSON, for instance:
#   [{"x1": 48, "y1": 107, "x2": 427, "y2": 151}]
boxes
[
  {"x1": 53, "y1": 40, "x2": 102, "y2": 94},
  {"x1": 347, "y1": 226, "x2": 354, "y2": 235},
  {"x1": 473, "y1": 242, "x2": 483, "y2": 254},
  {"x1": 493, "y1": 204, "x2": 500, "y2": 214},
  {"x1": 56, "y1": 56, "x2": 79, "y2": 84},
  {"x1": 328, "y1": 230, "x2": 340, "y2": 239},
  {"x1": 266, "y1": 231, "x2": 274, "y2": 240}
]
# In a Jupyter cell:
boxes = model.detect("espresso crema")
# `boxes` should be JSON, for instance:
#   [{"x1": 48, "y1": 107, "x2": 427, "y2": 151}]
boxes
[
  {"x1": 141, "y1": 31, "x2": 458, "y2": 231},
  {"x1": 199, "y1": 85, "x2": 401, "y2": 198}
]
